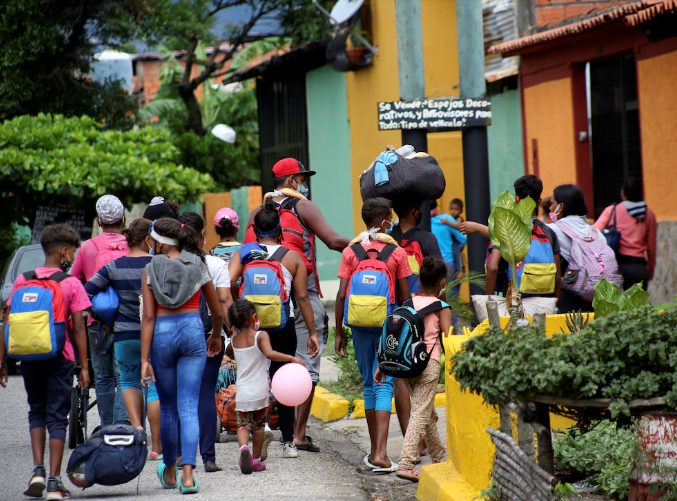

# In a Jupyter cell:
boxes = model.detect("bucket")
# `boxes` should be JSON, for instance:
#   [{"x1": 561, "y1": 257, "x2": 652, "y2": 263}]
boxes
[{"x1": 629, "y1": 412, "x2": 677, "y2": 501}]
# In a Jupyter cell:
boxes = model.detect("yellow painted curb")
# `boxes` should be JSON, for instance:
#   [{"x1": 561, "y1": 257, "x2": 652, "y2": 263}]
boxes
[
  {"x1": 349, "y1": 393, "x2": 446, "y2": 419},
  {"x1": 310, "y1": 386, "x2": 349, "y2": 422},
  {"x1": 416, "y1": 462, "x2": 481, "y2": 501}
]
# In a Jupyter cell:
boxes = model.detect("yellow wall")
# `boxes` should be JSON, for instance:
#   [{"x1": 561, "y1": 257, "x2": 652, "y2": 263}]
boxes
[
  {"x1": 637, "y1": 50, "x2": 677, "y2": 221},
  {"x1": 346, "y1": 0, "x2": 463, "y2": 233},
  {"x1": 523, "y1": 78, "x2": 577, "y2": 200}
]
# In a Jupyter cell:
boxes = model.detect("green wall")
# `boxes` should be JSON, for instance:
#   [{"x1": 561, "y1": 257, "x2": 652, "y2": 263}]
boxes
[
  {"x1": 306, "y1": 66, "x2": 353, "y2": 281},
  {"x1": 487, "y1": 88, "x2": 525, "y2": 203}
]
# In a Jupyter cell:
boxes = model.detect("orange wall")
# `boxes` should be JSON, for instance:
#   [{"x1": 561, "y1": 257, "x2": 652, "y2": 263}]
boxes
[
  {"x1": 523, "y1": 77, "x2": 578, "y2": 200},
  {"x1": 637, "y1": 50, "x2": 677, "y2": 221},
  {"x1": 203, "y1": 192, "x2": 232, "y2": 250}
]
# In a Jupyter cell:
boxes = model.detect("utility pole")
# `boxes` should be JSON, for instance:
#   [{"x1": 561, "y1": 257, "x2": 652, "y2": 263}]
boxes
[
  {"x1": 395, "y1": 0, "x2": 431, "y2": 231},
  {"x1": 457, "y1": 0, "x2": 491, "y2": 293}
]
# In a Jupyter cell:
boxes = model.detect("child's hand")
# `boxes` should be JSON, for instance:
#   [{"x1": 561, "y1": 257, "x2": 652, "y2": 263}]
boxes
[
  {"x1": 78, "y1": 367, "x2": 90, "y2": 389},
  {"x1": 373, "y1": 368, "x2": 386, "y2": 386},
  {"x1": 335, "y1": 331, "x2": 348, "y2": 358},
  {"x1": 291, "y1": 357, "x2": 304, "y2": 365},
  {"x1": 141, "y1": 360, "x2": 156, "y2": 387}
]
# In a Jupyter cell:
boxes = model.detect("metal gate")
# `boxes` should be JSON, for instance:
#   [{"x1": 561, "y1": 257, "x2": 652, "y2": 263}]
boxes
[{"x1": 256, "y1": 76, "x2": 309, "y2": 195}]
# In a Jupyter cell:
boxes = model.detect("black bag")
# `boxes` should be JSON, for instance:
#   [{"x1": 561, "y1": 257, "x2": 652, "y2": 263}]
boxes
[
  {"x1": 602, "y1": 204, "x2": 622, "y2": 253},
  {"x1": 360, "y1": 151, "x2": 446, "y2": 203},
  {"x1": 377, "y1": 299, "x2": 449, "y2": 379},
  {"x1": 67, "y1": 389, "x2": 148, "y2": 488}
]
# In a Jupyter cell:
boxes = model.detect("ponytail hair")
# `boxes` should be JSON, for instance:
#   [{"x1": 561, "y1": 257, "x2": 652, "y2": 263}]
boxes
[
  {"x1": 122, "y1": 218, "x2": 152, "y2": 248},
  {"x1": 166, "y1": 199, "x2": 180, "y2": 217},
  {"x1": 152, "y1": 217, "x2": 206, "y2": 263},
  {"x1": 215, "y1": 218, "x2": 238, "y2": 239},
  {"x1": 178, "y1": 212, "x2": 205, "y2": 235},
  {"x1": 228, "y1": 299, "x2": 257, "y2": 330},
  {"x1": 253, "y1": 198, "x2": 281, "y2": 240}
]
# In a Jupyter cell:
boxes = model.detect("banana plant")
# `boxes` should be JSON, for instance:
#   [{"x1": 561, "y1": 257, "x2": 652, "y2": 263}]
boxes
[{"x1": 488, "y1": 191, "x2": 536, "y2": 323}]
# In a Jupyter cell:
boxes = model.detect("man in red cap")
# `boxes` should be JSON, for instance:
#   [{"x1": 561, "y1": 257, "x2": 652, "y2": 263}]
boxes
[{"x1": 246, "y1": 158, "x2": 349, "y2": 453}]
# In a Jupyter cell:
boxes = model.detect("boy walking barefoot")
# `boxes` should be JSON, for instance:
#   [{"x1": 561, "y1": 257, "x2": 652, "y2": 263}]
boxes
[
  {"x1": 0, "y1": 224, "x2": 91, "y2": 500},
  {"x1": 375, "y1": 258, "x2": 450, "y2": 482},
  {"x1": 226, "y1": 300, "x2": 303, "y2": 474}
]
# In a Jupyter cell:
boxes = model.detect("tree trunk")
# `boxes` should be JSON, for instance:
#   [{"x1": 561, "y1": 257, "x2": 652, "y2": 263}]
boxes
[{"x1": 179, "y1": 83, "x2": 206, "y2": 136}]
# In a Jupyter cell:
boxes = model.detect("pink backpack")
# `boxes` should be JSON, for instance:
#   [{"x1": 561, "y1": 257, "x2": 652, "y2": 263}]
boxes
[
  {"x1": 92, "y1": 235, "x2": 129, "y2": 273},
  {"x1": 556, "y1": 222, "x2": 623, "y2": 302}
]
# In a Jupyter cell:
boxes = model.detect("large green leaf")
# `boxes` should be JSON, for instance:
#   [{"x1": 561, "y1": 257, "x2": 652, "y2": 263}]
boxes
[
  {"x1": 488, "y1": 190, "x2": 516, "y2": 249},
  {"x1": 592, "y1": 279, "x2": 625, "y2": 317},
  {"x1": 492, "y1": 206, "x2": 532, "y2": 265},
  {"x1": 622, "y1": 283, "x2": 650, "y2": 310},
  {"x1": 514, "y1": 195, "x2": 537, "y2": 228}
]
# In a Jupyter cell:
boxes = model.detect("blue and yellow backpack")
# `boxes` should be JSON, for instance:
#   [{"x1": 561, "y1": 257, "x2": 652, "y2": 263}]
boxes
[
  {"x1": 239, "y1": 246, "x2": 290, "y2": 332},
  {"x1": 5, "y1": 271, "x2": 70, "y2": 361},
  {"x1": 344, "y1": 243, "x2": 397, "y2": 332},
  {"x1": 508, "y1": 223, "x2": 557, "y2": 295}
]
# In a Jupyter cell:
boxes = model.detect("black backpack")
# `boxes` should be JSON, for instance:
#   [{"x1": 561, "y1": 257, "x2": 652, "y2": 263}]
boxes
[
  {"x1": 377, "y1": 299, "x2": 450, "y2": 379},
  {"x1": 67, "y1": 389, "x2": 148, "y2": 488}
]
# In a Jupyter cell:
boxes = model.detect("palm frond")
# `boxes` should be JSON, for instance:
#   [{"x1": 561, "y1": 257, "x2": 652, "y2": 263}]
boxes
[
  {"x1": 137, "y1": 98, "x2": 185, "y2": 121},
  {"x1": 229, "y1": 37, "x2": 288, "y2": 74},
  {"x1": 445, "y1": 270, "x2": 486, "y2": 325}
]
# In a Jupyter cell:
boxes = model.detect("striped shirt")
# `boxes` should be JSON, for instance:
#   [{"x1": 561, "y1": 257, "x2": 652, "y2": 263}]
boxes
[{"x1": 85, "y1": 256, "x2": 152, "y2": 342}]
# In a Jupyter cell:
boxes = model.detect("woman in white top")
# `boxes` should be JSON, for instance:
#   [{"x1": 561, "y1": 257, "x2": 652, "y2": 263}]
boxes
[
  {"x1": 547, "y1": 185, "x2": 608, "y2": 313},
  {"x1": 228, "y1": 199, "x2": 319, "y2": 458},
  {"x1": 177, "y1": 212, "x2": 233, "y2": 472},
  {"x1": 225, "y1": 300, "x2": 302, "y2": 474}
]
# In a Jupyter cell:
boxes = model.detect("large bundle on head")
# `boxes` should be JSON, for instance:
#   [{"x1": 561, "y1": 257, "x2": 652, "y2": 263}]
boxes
[{"x1": 360, "y1": 146, "x2": 446, "y2": 203}]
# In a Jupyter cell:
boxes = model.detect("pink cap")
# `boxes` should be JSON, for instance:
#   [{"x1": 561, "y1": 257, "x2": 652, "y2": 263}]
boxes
[{"x1": 214, "y1": 207, "x2": 240, "y2": 228}]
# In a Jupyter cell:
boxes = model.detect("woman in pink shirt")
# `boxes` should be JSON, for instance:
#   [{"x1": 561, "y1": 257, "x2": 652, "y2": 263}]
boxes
[{"x1": 594, "y1": 177, "x2": 657, "y2": 289}]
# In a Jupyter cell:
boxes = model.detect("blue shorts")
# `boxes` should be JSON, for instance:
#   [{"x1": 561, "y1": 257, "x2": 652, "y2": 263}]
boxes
[{"x1": 114, "y1": 339, "x2": 159, "y2": 403}]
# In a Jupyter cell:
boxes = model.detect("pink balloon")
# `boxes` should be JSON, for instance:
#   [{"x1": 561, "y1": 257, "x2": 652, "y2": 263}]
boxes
[{"x1": 271, "y1": 363, "x2": 312, "y2": 407}]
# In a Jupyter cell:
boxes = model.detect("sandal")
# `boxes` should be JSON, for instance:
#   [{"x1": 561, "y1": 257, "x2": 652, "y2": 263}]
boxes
[
  {"x1": 156, "y1": 462, "x2": 178, "y2": 489},
  {"x1": 396, "y1": 468, "x2": 420, "y2": 483},
  {"x1": 295, "y1": 436, "x2": 320, "y2": 452},
  {"x1": 179, "y1": 477, "x2": 199, "y2": 495}
]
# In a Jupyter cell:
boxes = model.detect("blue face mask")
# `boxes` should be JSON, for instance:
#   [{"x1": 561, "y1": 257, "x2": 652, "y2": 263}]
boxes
[
  {"x1": 149, "y1": 247, "x2": 155, "y2": 256},
  {"x1": 383, "y1": 219, "x2": 394, "y2": 235},
  {"x1": 297, "y1": 183, "x2": 310, "y2": 198}
]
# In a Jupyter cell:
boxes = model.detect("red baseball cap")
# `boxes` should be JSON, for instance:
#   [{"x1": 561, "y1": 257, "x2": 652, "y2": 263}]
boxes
[{"x1": 272, "y1": 158, "x2": 316, "y2": 178}]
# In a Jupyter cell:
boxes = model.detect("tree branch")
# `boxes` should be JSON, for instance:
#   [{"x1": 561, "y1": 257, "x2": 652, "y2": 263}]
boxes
[
  {"x1": 190, "y1": 4, "x2": 274, "y2": 89},
  {"x1": 182, "y1": 40, "x2": 198, "y2": 85},
  {"x1": 208, "y1": 0, "x2": 248, "y2": 17}
]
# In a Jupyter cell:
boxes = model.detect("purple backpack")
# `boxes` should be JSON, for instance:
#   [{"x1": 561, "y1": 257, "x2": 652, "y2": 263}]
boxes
[{"x1": 556, "y1": 222, "x2": 623, "y2": 302}]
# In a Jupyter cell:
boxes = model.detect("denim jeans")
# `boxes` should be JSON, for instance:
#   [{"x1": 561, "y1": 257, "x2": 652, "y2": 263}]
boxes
[
  {"x1": 88, "y1": 323, "x2": 128, "y2": 425},
  {"x1": 151, "y1": 313, "x2": 206, "y2": 468},
  {"x1": 351, "y1": 327, "x2": 394, "y2": 412}
]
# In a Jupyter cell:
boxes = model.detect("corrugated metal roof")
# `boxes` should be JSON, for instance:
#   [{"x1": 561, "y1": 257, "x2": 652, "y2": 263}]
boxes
[{"x1": 483, "y1": 0, "x2": 520, "y2": 82}]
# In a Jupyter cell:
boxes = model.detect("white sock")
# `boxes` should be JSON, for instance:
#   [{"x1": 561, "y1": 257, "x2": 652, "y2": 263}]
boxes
[
  {"x1": 240, "y1": 445, "x2": 249, "y2": 451},
  {"x1": 253, "y1": 458, "x2": 261, "y2": 464}
]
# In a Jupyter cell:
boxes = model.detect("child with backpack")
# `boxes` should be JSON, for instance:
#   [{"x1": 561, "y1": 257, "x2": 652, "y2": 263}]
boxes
[
  {"x1": 548, "y1": 184, "x2": 622, "y2": 312},
  {"x1": 226, "y1": 299, "x2": 303, "y2": 474},
  {"x1": 0, "y1": 224, "x2": 91, "y2": 500},
  {"x1": 228, "y1": 198, "x2": 320, "y2": 459},
  {"x1": 374, "y1": 257, "x2": 450, "y2": 482},
  {"x1": 335, "y1": 197, "x2": 411, "y2": 474}
]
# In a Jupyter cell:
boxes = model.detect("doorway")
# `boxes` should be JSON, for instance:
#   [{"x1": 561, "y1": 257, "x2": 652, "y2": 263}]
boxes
[{"x1": 586, "y1": 53, "x2": 643, "y2": 217}]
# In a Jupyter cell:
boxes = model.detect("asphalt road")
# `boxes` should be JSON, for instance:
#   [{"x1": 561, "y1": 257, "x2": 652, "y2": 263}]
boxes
[{"x1": 0, "y1": 375, "x2": 375, "y2": 501}]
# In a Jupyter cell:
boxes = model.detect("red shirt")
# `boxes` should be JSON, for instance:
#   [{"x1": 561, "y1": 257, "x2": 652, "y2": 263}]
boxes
[
  {"x1": 7, "y1": 267, "x2": 92, "y2": 362},
  {"x1": 338, "y1": 240, "x2": 411, "y2": 281}
]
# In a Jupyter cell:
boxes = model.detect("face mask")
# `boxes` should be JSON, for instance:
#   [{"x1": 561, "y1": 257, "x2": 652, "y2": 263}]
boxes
[
  {"x1": 296, "y1": 183, "x2": 310, "y2": 198},
  {"x1": 254, "y1": 320, "x2": 261, "y2": 331},
  {"x1": 61, "y1": 249, "x2": 72, "y2": 272},
  {"x1": 549, "y1": 203, "x2": 563, "y2": 222},
  {"x1": 382, "y1": 220, "x2": 394, "y2": 235},
  {"x1": 149, "y1": 247, "x2": 155, "y2": 256}
]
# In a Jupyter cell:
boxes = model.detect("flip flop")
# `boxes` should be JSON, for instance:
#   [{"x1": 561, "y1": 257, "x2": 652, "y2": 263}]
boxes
[
  {"x1": 156, "y1": 462, "x2": 178, "y2": 489},
  {"x1": 295, "y1": 436, "x2": 320, "y2": 452},
  {"x1": 363, "y1": 455, "x2": 378, "y2": 469},
  {"x1": 396, "y1": 469, "x2": 420, "y2": 483},
  {"x1": 179, "y1": 477, "x2": 199, "y2": 495},
  {"x1": 372, "y1": 461, "x2": 399, "y2": 474}
]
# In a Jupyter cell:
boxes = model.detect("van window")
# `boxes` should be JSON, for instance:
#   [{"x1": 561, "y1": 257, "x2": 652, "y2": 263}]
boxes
[{"x1": 14, "y1": 248, "x2": 46, "y2": 281}]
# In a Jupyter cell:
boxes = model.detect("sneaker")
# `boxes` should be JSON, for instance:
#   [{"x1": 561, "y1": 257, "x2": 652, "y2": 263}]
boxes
[
  {"x1": 149, "y1": 451, "x2": 163, "y2": 461},
  {"x1": 239, "y1": 446, "x2": 254, "y2": 475},
  {"x1": 46, "y1": 476, "x2": 71, "y2": 500},
  {"x1": 260, "y1": 429, "x2": 275, "y2": 462},
  {"x1": 24, "y1": 465, "x2": 46, "y2": 497},
  {"x1": 283, "y1": 443, "x2": 299, "y2": 458},
  {"x1": 252, "y1": 460, "x2": 266, "y2": 472}
]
